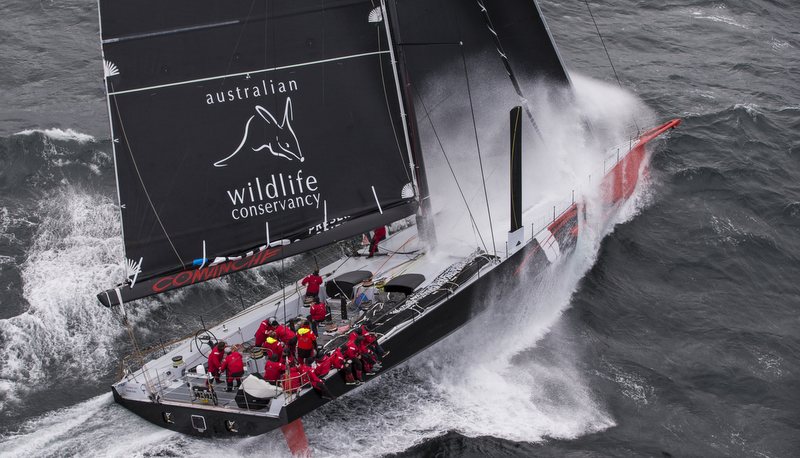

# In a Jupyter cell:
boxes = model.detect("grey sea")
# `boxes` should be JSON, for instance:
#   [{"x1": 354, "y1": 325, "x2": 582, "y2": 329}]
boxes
[{"x1": 1, "y1": 0, "x2": 798, "y2": 456}]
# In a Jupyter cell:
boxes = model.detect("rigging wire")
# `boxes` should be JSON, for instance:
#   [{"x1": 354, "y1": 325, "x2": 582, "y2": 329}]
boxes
[
  {"x1": 458, "y1": 42, "x2": 497, "y2": 257},
  {"x1": 582, "y1": 0, "x2": 641, "y2": 135},
  {"x1": 108, "y1": 82, "x2": 186, "y2": 268},
  {"x1": 411, "y1": 88, "x2": 489, "y2": 254}
]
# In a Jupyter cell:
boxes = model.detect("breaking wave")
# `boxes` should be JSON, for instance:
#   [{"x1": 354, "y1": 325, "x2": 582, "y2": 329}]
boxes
[
  {"x1": 0, "y1": 188, "x2": 126, "y2": 414},
  {"x1": 13, "y1": 128, "x2": 96, "y2": 144}
]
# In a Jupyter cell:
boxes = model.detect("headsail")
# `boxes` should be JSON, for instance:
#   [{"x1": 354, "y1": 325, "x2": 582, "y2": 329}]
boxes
[
  {"x1": 98, "y1": 0, "x2": 416, "y2": 305},
  {"x1": 386, "y1": 0, "x2": 571, "y2": 134}
]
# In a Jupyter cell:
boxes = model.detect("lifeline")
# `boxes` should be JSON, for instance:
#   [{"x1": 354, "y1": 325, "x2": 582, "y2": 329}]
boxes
[{"x1": 205, "y1": 78, "x2": 299, "y2": 105}]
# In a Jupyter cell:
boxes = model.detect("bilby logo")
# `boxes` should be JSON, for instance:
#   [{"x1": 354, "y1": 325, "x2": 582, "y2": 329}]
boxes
[{"x1": 214, "y1": 97, "x2": 303, "y2": 167}]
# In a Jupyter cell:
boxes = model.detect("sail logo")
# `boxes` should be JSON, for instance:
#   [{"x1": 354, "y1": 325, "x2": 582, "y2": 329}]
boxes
[
  {"x1": 224, "y1": 170, "x2": 322, "y2": 221},
  {"x1": 214, "y1": 98, "x2": 303, "y2": 167}
]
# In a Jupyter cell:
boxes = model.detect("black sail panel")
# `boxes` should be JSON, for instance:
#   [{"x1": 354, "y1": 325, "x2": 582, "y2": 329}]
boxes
[
  {"x1": 99, "y1": 0, "x2": 414, "y2": 292},
  {"x1": 388, "y1": 0, "x2": 570, "y2": 97}
]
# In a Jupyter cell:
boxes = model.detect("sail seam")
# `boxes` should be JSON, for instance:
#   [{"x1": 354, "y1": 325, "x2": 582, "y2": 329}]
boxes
[{"x1": 107, "y1": 51, "x2": 391, "y2": 96}]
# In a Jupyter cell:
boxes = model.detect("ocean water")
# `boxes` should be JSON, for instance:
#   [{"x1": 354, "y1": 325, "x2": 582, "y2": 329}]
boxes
[{"x1": 1, "y1": 0, "x2": 799, "y2": 457}]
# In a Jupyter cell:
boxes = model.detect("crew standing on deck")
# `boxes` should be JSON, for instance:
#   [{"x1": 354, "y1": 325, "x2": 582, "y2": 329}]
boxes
[
  {"x1": 220, "y1": 345, "x2": 245, "y2": 392},
  {"x1": 296, "y1": 321, "x2": 317, "y2": 360},
  {"x1": 309, "y1": 297, "x2": 327, "y2": 336},
  {"x1": 368, "y1": 225, "x2": 386, "y2": 258},
  {"x1": 207, "y1": 341, "x2": 225, "y2": 384},
  {"x1": 301, "y1": 270, "x2": 323, "y2": 299}
]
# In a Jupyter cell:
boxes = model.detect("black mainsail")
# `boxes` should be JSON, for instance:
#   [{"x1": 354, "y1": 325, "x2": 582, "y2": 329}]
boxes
[{"x1": 98, "y1": 0, "x2": 417, "y2": 306}]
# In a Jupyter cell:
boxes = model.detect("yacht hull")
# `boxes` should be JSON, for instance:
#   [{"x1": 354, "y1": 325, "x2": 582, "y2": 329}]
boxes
[{"x1": 113, "y1": 119, "x2": 680, "y2": 438}]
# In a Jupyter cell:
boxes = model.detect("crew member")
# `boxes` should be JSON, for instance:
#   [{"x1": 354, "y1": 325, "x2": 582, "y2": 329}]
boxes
[
  {"x1": 368, "y1": 226, "x2": 386, "y2": 258},
  {"x1": 309, "y1": 298, "x2": 327, "y2": 336},
  {"x1": 283, "y1": 365, "x2": 303, "y2": 393},
  {"x1": 263, "y1": 332, "x2": 284, "y2": 359},
  {"x1": 275, "y1": 321, "x2": 297, "y2": 355},
  {"x1": 263, "y1": 353, "x2": 286, "y2": 384},
  {"x1": 207, "y1": 341, "x2": 226, "y2": 383},
  {"x1": 331, "y1": 346, "x2": 356, "y2": 385},
  {"x1": 360, "y1": 324, "x2": 388, "y2": 360},
  {"x1": 301, "y1": 270, "x2": 323, "y2": 298},
  {"x1": 254, "y1": 317, "x2": 277, "y2": 348},
  {"x1": 220, "y1": 345, "x2": 245, "y2": 392},
  {"x1": 314, "y1": 351, "x2": 333, "y2": 378},
  {"x1": 300, "y1": 357, "x2": 334, "y2": 400},
  {"x1": 342, "y1": 341, "x2": 364, "y2": 383},
  {"x1": 296, "y1": 324, "x2": 317, "y2": 361}
]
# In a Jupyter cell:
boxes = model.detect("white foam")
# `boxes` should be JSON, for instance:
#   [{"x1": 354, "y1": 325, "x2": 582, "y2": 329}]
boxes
[
  {"x1": 0, "y1": 188, "x2": 133, "y2": 414},
  {"x1": 13, "y1": 128, "x2": 96, "y2": 144}
]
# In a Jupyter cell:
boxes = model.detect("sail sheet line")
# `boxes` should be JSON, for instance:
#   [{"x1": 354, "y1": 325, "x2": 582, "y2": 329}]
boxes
[
  {"x1": 109, "y1": 80, "x2": 186, "y2": 268},
  {"x1": 107, "y1": 50, "x2": 391, "y2": 96}
]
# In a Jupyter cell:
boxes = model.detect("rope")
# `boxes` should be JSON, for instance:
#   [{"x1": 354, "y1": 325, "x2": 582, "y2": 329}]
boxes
[
  {"x1": 411, "y1": 88, "x2": 489, "y2": 253},
  {"x1": 459, "y1": 42, "x2": 497, "y2": 257},
  {"x1": 582, "y1": 0, "x2": 641, "y2": 135}
]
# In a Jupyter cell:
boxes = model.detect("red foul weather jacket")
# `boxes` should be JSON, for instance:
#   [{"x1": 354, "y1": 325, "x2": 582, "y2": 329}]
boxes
[
  {"x1": 310, "y1": 302, "x2": 327, "y2": 321},
  {"x1": 301, "y1": 274, "x2": 323, "y2": 295},
  {"x1": 220, "y1": 351, "x2": 244, "y2": 375}
]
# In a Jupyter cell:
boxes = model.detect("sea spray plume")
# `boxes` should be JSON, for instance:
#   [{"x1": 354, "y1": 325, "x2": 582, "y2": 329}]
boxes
[
  {"x1": 0, "y1": 188, "x2": 158, "y2": 416},
  {"x1": 0, "y1": 393, "x2": 291, "y2": 456},
  {"x1": 260, "y1": 77, "x2": 658, "y2": 455}
]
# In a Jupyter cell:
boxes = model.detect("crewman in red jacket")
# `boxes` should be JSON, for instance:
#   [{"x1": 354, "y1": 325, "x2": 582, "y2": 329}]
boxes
[
  {"x1": 309, "y1": 299, "x2": 327, "y2": 336},
  {"x1": 207, "y1": 341, "x2": 226, "y2": 383},
  {"x1": 330, "y1": 347, "x2": 356, "y2": 385},
  {"x1": 368, "y1": 226, "x2": 386, "y2": 258},
  {"x1": 313, "y1": 352, "x2": 332, "y2": 378},
  {"x1": 342, "y1": 341, "x2": 364, "y2": 383},
  {"x1": 275, "y1": 322, "x2": 297, "y2": 355},
  {"x1": 296, "y1": 325, "x2": 317, "y2": 360},
  {"x1": 220, "y1": 345, "x2": 245, "y2": 392},
  {"x1": 359, "y1": 324, "x2": 388, "y2": 361},
  {"x1": 355, "y1": 335, "x2": 377, "y2": 375},
  {"x1": 254, "y1": 317, "x2": 278, "y2": 348},
  {"x1": 263, "y1": 332, "x2": 284, "y2": 359},
  {"x1": 282, "y1": 365, "x2": 303, "y2": 393},
  {"x1": 263, "y1": 353, "x2": 286, "y2": 384},
  {"x1": 301, "y1": 270, "x2": 323, "y2": 298},
  {"x1": 300, "y1": 358, "x2": 334, "y2": 400}
]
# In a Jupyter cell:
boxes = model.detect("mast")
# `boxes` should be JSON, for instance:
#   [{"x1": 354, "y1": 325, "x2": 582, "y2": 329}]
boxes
[{"x1": 381, "y1": 0, "x2": 437, "y2": 246}]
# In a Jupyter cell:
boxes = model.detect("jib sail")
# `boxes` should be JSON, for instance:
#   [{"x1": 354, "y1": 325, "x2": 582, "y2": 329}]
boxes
[{"x1": 97, "y1": 0, "x2": 416, "y2": 306}]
